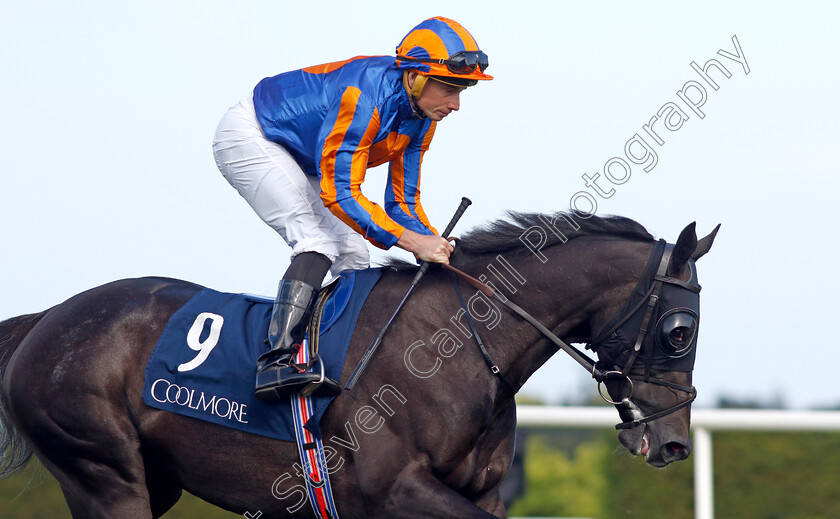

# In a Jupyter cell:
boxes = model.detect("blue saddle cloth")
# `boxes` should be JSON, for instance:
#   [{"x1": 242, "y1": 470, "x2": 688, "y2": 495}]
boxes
[{"x1": 142, "y1": 268, "x2": 383, "y2": 442}]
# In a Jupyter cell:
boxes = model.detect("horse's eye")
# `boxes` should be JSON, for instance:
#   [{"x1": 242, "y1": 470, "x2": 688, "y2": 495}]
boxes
[
  {"x1": 670, "y1": 327, "x2": 688, "y2": 345},
  {"x1": 656, "y1": 310, "x2": 697, "y2": 358}
]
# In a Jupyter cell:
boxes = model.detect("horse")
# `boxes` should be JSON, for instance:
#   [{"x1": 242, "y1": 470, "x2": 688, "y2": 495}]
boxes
[{"x1": 0, "y1": 212, "x2": 718, "y2": 518}]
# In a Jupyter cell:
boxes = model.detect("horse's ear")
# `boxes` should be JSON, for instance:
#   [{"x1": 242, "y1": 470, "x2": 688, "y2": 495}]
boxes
[
  {"x1": 691, "y1": 224, "x2": 721, "y2": 261},
  {"x1": 670, "y1": 222, "x2": 698, "y2": 273}
]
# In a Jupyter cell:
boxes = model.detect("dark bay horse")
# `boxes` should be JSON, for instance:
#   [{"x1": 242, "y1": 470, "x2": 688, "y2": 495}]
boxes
[{"x1": 0, "y1": 212, "x2": 718, "y2": 518}]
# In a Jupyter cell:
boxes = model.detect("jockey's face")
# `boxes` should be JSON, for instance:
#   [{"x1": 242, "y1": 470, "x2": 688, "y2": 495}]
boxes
[{"x1": 412, "y1": 75, "x2": 465, "y2": 121}]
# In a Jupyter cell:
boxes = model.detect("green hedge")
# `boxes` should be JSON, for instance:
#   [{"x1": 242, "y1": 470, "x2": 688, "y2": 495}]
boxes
[{"x1": 510, "y1": 429, "x2": 840, "y2": 518}]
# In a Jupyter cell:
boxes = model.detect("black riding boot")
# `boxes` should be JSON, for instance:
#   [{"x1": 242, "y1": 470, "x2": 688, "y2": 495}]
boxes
[{"x1": 255, "y1": 258, "x2": 340, "y2": 401}]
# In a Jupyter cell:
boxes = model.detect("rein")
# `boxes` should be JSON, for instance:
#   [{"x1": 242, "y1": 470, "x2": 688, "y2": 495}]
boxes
[
  {"x1": 442, "y1": 241, "x2": 697, "y2": 431},
  {"x1": 443, "y1": 263, "x2": 598, "y2": 375}
]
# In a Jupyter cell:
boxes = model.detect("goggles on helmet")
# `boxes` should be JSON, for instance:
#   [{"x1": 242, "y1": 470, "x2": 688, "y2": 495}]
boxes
[{"x1": 397, "y1": 50, "x2": 489, "y2": 75}]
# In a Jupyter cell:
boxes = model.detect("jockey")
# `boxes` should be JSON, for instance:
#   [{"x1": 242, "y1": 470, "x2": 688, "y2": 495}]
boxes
[{"x1": 212, "y1": 16, "x2": 492, "y2": 401}]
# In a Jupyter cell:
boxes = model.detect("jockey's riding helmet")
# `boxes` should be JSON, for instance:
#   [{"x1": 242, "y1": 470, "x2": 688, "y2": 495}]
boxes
[{"x1": 396, "y1": 17, "x2": 493, "y2": 98}]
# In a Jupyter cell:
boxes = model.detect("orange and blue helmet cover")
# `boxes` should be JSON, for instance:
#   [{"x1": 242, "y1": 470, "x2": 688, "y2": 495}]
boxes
[{"x1": 396, "y1": 16, "x2": 493, "y2": 82}]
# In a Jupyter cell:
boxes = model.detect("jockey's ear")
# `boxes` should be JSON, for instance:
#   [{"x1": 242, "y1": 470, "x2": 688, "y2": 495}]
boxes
[
  {"x1": 407, "y1": 70, "x2": 419, "y2": 89},
  {"x1": 404, "y1": 70, "x2": 428, "y2": 102}
]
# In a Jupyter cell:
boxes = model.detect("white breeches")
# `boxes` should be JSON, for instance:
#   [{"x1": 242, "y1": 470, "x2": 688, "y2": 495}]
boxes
[{"x1": 211, "y1": 95, "x2": 370, "y2": 276}]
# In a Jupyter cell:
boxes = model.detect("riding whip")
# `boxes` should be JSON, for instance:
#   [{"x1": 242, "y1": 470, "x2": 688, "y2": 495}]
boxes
[{"x1": 344, "y1": 197, "x2": 472, "y2": 390}]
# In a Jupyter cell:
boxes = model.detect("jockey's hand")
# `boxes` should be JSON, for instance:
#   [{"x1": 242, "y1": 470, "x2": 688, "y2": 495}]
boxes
[{"x1": 397, "y1": 229, "x2": 455, "y2": 264}]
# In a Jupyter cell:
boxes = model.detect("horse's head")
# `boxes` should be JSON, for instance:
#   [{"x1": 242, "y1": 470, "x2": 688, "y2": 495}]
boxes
[
  {"x1": 452, "y1": 213, "x2": 719, "y2": 466},
  {"x1": 587, "y1": 222, "x2": 719, "y2": 467}
]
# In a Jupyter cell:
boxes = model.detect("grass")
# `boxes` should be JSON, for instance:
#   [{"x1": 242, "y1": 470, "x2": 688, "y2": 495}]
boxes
[{"x1": 1, "y1": 461, "x2": 242, "y2": 518}]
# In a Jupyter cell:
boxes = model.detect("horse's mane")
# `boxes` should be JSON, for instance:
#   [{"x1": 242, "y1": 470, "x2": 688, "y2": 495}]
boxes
[
  {"x1": 457, "y1": 211, "x2": 653, "y2": 257},
  {"x1": 380, "y1": 211, "x2": 654, "y2": 269}
]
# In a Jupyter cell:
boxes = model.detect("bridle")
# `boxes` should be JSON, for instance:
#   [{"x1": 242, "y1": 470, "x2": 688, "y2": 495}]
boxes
[
  {"x1": 587, "y1": 240, "x2": 698, "y2": 429},
  {"x1": 444, "y1": 239, "x2": 699, "y2": 430}
]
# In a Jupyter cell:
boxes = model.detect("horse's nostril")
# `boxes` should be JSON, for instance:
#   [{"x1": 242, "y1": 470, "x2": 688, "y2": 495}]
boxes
[{"x1": 664, "y1": 441, "x2": 691, "y2": 461}]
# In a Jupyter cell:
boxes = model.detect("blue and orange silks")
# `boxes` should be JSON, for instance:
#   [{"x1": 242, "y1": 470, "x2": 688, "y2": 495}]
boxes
[{"x1": 253, "y1": 56, "x2": 438, "y2": 250}]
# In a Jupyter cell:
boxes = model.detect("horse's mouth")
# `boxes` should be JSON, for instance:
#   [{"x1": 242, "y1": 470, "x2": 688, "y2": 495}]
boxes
[
  {"x1": 618, "y1": 426, "x2": 657, "y2": 463},
  {"x1": 620, "y1": 426, "x2": 689, "y2": 467},
  {"x1": 640, "y1": 430, "x2": 651, "y2": 457},
  {"x1": 630, "y1": 428, "x2": 651, "y2": 458},
  {"x1": 618, "y1": 425, "x2": 646, "y2": 455}
]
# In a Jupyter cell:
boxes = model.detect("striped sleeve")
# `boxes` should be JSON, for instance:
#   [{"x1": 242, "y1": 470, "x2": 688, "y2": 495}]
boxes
[
  {"x1": 317, "y1": 87, "x2": 406, "y2": 249},
  {"x1": 384, "y1": 120, "x2": 439, "y2": 237}
]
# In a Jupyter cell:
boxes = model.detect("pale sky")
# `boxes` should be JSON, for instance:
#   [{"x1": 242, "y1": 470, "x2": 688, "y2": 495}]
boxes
[{"x1": 2, "y1": 1, "x2": 839, "y2": 409}]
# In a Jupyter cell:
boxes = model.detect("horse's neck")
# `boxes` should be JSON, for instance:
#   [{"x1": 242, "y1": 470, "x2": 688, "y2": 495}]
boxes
[{"x1": 463, "y1": 238, "x2": 651, "y2": 392}]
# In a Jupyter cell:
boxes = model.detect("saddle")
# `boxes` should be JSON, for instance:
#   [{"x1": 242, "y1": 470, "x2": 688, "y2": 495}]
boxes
[{"x1": 142, "y1": 267, "x2": 383, "y2": 443}]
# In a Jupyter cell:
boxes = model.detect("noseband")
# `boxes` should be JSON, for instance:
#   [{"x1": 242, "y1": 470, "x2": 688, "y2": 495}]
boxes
[{"x1": 444, "y1": 239, "x2": 698, "y2": 430}]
